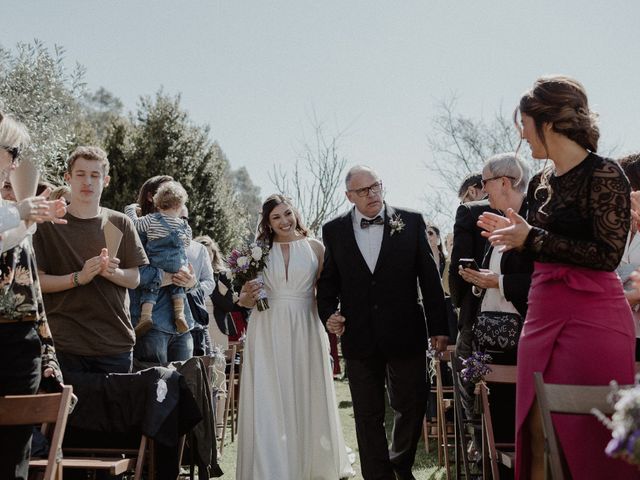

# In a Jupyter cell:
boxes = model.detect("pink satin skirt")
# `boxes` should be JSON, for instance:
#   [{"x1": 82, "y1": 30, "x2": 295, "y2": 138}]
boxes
[{"x1": 515, "y1": 262, "x2": 638, "y2": 479}]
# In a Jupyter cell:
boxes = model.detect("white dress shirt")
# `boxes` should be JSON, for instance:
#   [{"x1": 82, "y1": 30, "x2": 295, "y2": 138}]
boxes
[
  {"x1": 352, "y1": 206, "x2": 385, "y2": 273},
  {"x1": 186, "y1": 241, "x2": 215, "y2": 296},
  {"x1": 0, "y1": 201, "x2": 35, "y2": 253},
  {"x1": 480, "y1": 248, "x2": 519, "y2": 314}
]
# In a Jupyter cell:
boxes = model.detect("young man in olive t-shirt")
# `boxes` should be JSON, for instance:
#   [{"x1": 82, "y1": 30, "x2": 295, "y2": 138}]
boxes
[{"x1": 33, "y1": 146, "x2": 148, "y2": 376}]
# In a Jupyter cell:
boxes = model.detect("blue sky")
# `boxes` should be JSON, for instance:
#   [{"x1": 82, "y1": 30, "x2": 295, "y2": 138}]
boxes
[{"x1": 5, "y1": 1, "x2": 640, "y2": 228}]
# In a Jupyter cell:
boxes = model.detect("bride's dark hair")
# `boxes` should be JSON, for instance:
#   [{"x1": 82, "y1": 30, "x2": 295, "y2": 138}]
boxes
[{"x1": 256, "y1": 194, "x2": 309, "y2": 245}]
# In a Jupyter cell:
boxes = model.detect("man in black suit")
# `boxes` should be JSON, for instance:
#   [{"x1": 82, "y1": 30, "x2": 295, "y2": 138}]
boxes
[{"x1": 317, "y1": 166, "x2": 449, "y2": 480}]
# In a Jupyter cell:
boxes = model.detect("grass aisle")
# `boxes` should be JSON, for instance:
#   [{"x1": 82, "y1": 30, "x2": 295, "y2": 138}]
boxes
[{"x1": 216, "y1": 377, "x2": 449, "y2": 479}]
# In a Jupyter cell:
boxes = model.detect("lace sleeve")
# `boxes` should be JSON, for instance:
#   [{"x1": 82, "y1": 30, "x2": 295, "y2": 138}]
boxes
[{"x1": 525, "y1": 161, "x2": 630, "y2": 271}]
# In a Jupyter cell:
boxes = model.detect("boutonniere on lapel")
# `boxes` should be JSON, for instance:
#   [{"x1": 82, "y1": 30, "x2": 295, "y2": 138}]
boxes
[{"x1": 388, "y1": 213, "x2": 405, "y2": 236}]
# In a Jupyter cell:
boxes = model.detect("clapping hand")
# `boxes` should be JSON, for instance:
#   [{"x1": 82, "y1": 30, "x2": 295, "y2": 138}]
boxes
[
  {"x1": 16, "y1": 188, "x2": 67, "y2": 225},
  {"x1": 78, "y1": 249, "x2": 109, "y2": 285},
  {"x1": 99, "y1": 248, "x2": 121, "y2": 277},
  {"x1": 478, "y1": 208, "x2": 531, "y2": 252}
]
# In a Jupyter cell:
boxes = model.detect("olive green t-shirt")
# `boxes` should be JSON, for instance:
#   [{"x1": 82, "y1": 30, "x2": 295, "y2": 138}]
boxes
[{"x1": 33, "y1": 208, "x2": 148, "y2": 356}]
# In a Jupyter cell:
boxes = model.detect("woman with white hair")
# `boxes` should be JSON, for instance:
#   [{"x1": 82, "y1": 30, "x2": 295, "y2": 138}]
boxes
[{"x1": 459, "y1": 152, "x2": 534, "y2": 473}]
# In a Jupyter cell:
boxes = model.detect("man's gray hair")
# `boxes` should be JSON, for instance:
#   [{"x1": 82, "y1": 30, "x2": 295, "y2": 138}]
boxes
[
  {"x1": 484, "y1": 152, "x2": 530, "y2": 194},
  {"x1": 345, "y1": 165, "x2": 378, "y2": 188}
]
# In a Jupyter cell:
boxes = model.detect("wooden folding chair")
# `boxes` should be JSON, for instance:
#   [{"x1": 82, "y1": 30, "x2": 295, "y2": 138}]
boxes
[
  {"x1": 479, "y1": 364, "x2": 517, "y2": 480},
  {"x1": 0, "y1": 385, "x2": 73, "y2": 480},
  {"x1": 533, "y1": 371, "x2": 618, "y2": 480},
  {"x1": 450, "y1": 351, "x2": 473, "y2": 479},
  {"x1": 219, "y1": 344, "x2": 237, "y2": 453},
  {"x1": 40, "y1": 435, "x2": 150, "y2": 479},
  {"x1": 434, "y1": 346, "x2": 457, "y2": 480}
]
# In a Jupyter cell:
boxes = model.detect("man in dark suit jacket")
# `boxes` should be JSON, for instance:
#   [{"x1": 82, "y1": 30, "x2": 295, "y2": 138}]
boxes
[
  {"x1": 448, "y1": 198, "x2": 496, "y2": 359},
  {"x1": 317, "y1": 166, "x2": 449, "y2": 480},
  {"x1": 447, "y1": 177, "x2": 495, "y2": 463}
]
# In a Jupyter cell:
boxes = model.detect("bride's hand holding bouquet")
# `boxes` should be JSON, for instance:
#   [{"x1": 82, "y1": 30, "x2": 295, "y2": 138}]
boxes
[{"x1": 227, "y1": 241, "x2": 270, "y2": 311}]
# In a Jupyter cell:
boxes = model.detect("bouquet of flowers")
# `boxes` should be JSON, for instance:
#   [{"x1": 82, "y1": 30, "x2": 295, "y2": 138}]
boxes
[
  {"x1": 593, "y1": 381, "x2": 640, "y2": 465},
  {"x1": 460, "y1": 351, "x2": 493, "y2": 384},
  {"x1": 227, "y1": 241, "x2": 270, "y2": 311}
]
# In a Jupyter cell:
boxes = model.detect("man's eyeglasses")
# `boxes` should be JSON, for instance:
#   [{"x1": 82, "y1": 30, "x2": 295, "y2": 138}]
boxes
[
  {"x1": 348, "y1": 181, "x2": 383, "y2": 198},
  {"x1": 480, "y1": 175, "x2": 516, "y2": 188},
  {"x1": 1, "y1": 145, "x2": 20, "y2": 165}
]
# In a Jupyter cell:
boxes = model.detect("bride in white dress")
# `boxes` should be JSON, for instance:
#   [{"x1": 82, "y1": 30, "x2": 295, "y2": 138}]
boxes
[{"x1": 236, "y1": 194, "x2": 354, "y2": 480}]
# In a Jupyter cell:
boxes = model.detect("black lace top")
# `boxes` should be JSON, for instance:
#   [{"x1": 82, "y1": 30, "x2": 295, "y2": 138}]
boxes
[{"x1": 524, "y1": 153, "x2": 630, "y2": 271}]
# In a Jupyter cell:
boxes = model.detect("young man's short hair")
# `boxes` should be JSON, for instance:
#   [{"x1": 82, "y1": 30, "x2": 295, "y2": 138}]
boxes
[{"x1": 66, "y1": 146, "x2": 110, "y2": 176}]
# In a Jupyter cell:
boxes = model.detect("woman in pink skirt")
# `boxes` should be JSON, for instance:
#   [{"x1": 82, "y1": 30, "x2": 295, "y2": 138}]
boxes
[{"x1": 478, "y1": 75, "x2": 637, "y2": 479}]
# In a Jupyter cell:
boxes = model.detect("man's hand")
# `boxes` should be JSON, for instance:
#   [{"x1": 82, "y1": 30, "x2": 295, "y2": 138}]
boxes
[
  {"x1": 430, "y1": 335, "x2": 449, "y2": 353},
  {"x1": 172, "y1": 264, "x2": 196, "y2": 289},
  {"x1": 78, "y1": 252, "x2": 108, "y2": 285},
  {"x1": 99, "y1": 254, "x2": 121, "y2": 277},
  {"x1": 326, "y1": 311, "x2": 346, "y2": 336}
]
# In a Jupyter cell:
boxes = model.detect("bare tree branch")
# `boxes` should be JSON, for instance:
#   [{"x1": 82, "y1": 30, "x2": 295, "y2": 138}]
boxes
[
  {"x1": 423, "y1": 97, "x2": 535, "y2": 228},
  {"x1": 269, "y1": 118, "x2": 348, "y2": 237}
]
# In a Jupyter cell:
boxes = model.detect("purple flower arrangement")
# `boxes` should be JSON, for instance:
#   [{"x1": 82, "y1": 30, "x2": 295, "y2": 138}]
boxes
[
  {"x1": 593, "y1": 381, "x2": 640, "y2": 465},
  {"x1": 460, "y1": 351, "x2": 493, "y2": 384}
]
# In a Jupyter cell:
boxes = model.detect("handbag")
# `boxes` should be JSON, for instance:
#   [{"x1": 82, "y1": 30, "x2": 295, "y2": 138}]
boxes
[{"x1": 472, "y1": 311, "x2": 523, "y2": 351}]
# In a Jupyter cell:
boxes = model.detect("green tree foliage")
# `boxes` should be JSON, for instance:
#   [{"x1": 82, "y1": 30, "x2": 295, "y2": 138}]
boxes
[
  {"x1": 0, "y1": 41, "x2": 253, "y2": 252},
  {"x1": 0, "y1": 40, "x2": 85, "y2": 180},
  {"x1": 229, "y1": 166, "x2": 262, "y2": 236},
  {"x1": 74, "y1": 87, "x2": 124, "y2": 146},
  {"x1": 100, "y1": 91, "x2": 247, "y2": 252}
]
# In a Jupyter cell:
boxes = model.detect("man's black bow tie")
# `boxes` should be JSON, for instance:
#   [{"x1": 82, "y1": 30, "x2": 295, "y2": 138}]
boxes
[{"x1": 360, "y1": 216, "x2": 384, "y2": 229}]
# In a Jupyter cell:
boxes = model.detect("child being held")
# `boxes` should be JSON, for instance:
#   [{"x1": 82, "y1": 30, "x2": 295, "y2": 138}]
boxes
[{"x1": 125, "y1": 181, "x2": 192, "y2": 336}]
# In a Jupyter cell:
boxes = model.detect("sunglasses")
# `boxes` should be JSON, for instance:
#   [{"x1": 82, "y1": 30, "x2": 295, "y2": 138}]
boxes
[
  {"x1": 480, "y1": 175, "x2": 516, "y2": 188},
  {"x1": 1, "y1": 145, "x2": 21, "y2": 165}
]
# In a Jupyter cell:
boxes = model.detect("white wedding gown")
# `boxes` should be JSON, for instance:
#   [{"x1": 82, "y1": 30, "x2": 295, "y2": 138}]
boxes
[{"x1": 236, "y1": 239, "x2": 354, "y2": 479}]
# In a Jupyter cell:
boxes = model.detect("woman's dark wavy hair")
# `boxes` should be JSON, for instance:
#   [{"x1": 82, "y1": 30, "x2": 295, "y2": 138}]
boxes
[
  {"x1": 136, "y1": 175, "x2": 174, "y2": 216},
  {"x1": 256, "y1": 194, "x2": 309, "y2": 245},
  {"x1": 515, "y1": 75, "x2": 599, "y2": 213},
  {"x1": 619, "y1": 153, "x2": 640, "y2": 192}
]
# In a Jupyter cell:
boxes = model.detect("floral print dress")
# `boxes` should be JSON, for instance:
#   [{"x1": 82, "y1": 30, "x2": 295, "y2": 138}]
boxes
[{"x1": 0, "y1": 237, "x2": 62, "y2": 384}]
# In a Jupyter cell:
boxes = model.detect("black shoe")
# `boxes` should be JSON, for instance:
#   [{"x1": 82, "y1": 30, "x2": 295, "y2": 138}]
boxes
[{"x1": 393, "y1": 468, "x2": 416, "y2": 480}]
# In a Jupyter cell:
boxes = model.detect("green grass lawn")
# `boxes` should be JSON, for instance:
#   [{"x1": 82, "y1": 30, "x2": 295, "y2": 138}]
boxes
[{"x1": 216, "y1": 376, "x2": 450, "y2": 479}]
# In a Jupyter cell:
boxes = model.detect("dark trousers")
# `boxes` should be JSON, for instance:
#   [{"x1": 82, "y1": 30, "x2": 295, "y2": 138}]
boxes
[
  {"x1": 0, "y1": 323, "x2": 41, "y2": 480},
  {"x1": 346, "y1": 348, "x2": 428, "y2": 480},
  {"x1": 56, "y1": 350, "x2": 132, "y2": 378}
]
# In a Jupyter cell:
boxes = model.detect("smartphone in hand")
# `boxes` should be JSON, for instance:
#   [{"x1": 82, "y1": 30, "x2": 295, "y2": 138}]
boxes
[{"x1": 459, "y1": 258, "x2": 480, "y2": 271}]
